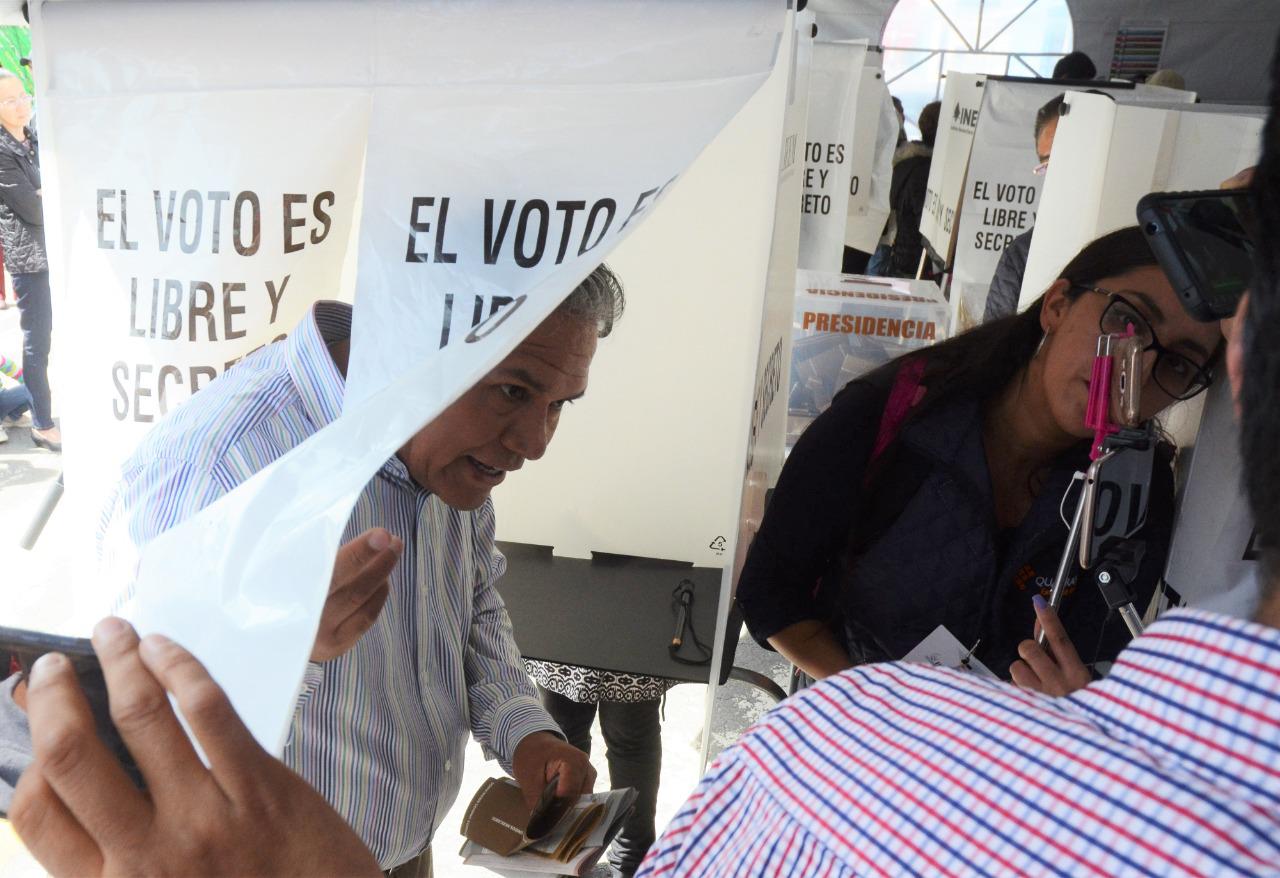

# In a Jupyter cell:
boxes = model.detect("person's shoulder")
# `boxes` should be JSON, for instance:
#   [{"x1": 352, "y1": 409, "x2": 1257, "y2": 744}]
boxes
[{"x1": 123, "y1": 345, "x2": 300, "y2": 478}]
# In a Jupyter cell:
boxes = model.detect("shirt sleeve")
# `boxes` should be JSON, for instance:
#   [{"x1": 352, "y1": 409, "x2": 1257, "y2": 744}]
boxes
[
  {"x1": 982, "y1": 229, "x2": 1032, "y2": 324},
  {"x1": 96, "y1": 455, "x2": 236, "y2": 614},
  {"x1": 0, "y1": 151, "x2": 42, "y2": 228},
  {"x1": 734, "y1": 376, "x2": 888, "y2": 648},
  {"x1": 463, "y1": 500, "x2": 562, "y2": 770}
]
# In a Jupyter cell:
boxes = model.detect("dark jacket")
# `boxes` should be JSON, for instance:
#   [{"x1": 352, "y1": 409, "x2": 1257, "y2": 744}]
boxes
[
  {"x1": 887, "y1": 142, "x2": 932, "y2": 278},
  {"x1": 0, "y1": 125, "x2": 46, "y2": 274},
  {"x1": 983, "y1": 227, "x2": 1034, "y2": 323},
  {"x1": 736, "y1": 363, "x2": 1174, "y2": 677}
]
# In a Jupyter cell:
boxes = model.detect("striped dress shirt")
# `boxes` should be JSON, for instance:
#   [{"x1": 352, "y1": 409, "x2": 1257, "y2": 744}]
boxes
[
  {"x1": 639, "y1": 609, "x2": 1280, "y2": 877},
  {"x1": 97, "y1": 301, "x2": 560, "y2": 869}
]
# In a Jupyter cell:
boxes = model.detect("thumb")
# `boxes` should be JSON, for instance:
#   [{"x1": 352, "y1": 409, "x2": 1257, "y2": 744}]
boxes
[{"x1": 330, "y1": 528, "x2": 396, "y2": 590}]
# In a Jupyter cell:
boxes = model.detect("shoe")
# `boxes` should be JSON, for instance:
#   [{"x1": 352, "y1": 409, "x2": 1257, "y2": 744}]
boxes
[
  {"x1": 0, "y1": 299, "x2": 7, "y2": 310},
  {"x1": 2, "y1": 411, "x2": 30, "y2": 427},
  {"x1": 0, "y1": 425, "x2": 7, "y2": 443},
  {"x1": 31, "y1": 427, "x2": 61, "y2": 453}
]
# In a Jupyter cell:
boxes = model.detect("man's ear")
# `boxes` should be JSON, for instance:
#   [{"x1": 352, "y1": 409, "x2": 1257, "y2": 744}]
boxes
[{"x1": 1040, "y1": 278, "x2": 1074, "y2": 334}]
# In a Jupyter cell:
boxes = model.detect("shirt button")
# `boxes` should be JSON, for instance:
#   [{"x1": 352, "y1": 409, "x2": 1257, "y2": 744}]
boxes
[{"x1": 445, "y1": 760, "x2": 453, "y2": 772}]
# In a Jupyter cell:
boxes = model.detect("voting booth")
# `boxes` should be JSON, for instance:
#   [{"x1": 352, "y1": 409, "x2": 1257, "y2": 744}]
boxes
[
  {"x1": 920, "y1": 75, "x2": 1194, "y2": 332},
  {"x1": 1020, "y1": 94, "x2": 1265, "y2": 307},
  {"x1": 17, "y1": 0, "x2": 789, "y2": 759},
  {"x1": 491, "y1": 9, "x2": 810, "y2": 758}
]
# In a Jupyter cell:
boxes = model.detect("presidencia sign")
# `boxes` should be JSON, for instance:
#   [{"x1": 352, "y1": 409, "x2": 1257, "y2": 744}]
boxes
[
  {"x1": 788, "y1": 270, "x2": 947, "y2": 446},
  {"x1": 35, "y1": 0, "x2": 784, "y2": 754}
]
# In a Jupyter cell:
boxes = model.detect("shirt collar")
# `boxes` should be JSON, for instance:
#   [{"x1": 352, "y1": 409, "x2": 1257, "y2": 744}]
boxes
[{"x1": 284, "y1": 301, "x2": 418, "y2": 489}]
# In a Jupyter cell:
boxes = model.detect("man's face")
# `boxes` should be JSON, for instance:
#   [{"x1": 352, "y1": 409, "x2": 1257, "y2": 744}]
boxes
[
  {"x1": 1036, "y1": 116, "x2": 1059, "y2": 165},
  {"x1": 397, "y1": 312, "x2": 598, "y2": 510}
]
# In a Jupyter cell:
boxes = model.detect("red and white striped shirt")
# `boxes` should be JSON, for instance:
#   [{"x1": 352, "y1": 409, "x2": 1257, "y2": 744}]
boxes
[{"x1": 640, "y1": 609, "x2": 1280, "y2": 877}]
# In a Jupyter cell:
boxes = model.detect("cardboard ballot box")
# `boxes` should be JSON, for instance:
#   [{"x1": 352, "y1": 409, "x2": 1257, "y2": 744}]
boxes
[{"x1": 789, "y1": 271, "x2": 948, "y2": 446}]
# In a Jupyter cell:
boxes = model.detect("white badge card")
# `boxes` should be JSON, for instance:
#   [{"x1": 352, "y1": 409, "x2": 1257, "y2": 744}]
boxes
[{"x1": 902, "y1": 625, "x2": 996, "y2": 678}]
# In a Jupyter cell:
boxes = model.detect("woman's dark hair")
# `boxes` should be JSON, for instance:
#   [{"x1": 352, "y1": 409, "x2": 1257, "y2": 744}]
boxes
[{"x1": 902, "y1": 225, "x2": 1159, "y2": 418}]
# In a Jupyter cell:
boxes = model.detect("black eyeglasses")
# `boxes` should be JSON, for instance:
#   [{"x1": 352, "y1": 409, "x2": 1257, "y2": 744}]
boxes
[{"x1": 1073, "y1": 286, "x2": 1214, "y2": 401}]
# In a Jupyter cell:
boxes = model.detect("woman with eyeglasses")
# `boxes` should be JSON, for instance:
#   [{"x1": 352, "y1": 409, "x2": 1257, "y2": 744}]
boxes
[{"x1": 736, "y1": 225, "x2": 1222, "y2": 690}]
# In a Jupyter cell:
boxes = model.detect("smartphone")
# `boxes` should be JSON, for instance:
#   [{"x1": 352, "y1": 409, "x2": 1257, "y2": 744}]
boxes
[
  {"x1": 1078, "y1": 442, "x2": 1156, "y2": 570},
  {"x1": 1137, "y1": 188, "x2": 1255, "y2": 321},
  {"x1": 0, "y1": 626, "x2": 142, "y2": 787},
  {"x1": 1110, "y1": 334, "x2": 1144, "y2": 428}
]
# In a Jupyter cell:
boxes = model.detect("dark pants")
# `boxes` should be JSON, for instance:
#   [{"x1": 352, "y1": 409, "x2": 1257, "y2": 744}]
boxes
[
  {"x1": 538, "y1": 686, "x2": 661, "y2": 875},
  {"x1": 13, "y1": 271, "x2": 52, "y2": 429},
  {"x1": 0, "y1": 384, "x2": 31, "y2": 421}
]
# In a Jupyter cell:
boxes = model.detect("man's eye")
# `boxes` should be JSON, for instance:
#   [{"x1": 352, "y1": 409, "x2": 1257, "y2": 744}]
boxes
[
  {"x1": 550, "y1": 399, "x2": 574, "y2": 412},
  {"x1": 499, "y1": 385, "x2": 528, "y2": 402}
]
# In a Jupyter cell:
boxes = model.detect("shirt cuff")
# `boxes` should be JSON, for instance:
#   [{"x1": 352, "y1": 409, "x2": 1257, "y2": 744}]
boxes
[{"x1": 484, "y1": 696, "x2": 564, "y2": 772}]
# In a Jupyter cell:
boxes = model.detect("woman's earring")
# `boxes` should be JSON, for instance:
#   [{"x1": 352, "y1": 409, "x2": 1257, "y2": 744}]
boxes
[{"x1": 1035, "y1": 331, "x2": 1049, "y2": 356}]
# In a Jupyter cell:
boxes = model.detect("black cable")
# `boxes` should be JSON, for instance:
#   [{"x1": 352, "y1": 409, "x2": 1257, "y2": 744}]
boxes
[{"x1": 669, "y1": 580, "x2": 712, "y2": 666}]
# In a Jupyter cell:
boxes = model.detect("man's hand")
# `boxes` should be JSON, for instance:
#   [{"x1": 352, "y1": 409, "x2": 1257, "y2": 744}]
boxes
[
  {"x1": 10, "y1": 618, "x2": 381, "y2": 878},
  {"x1": 511, "y1": 731, "x2": 597, "y2": 811},
  {"x1": 1009, "y1": 596, "x2": 1092, "y2": 696},
  {"x1": 314, "y1": 527, "x2": 403, "y2": 662}
]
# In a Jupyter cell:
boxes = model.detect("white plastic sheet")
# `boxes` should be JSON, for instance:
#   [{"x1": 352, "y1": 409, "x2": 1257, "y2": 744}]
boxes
[
  {"x1": 843, "y1": 63, "x2": 896, "y2": 253},
  {"x1": 798, "y1": 41, "x2": 866, "y2": 271},
  {"x1": 34, "y1": 0, "x2": 782, "y2": 753}
]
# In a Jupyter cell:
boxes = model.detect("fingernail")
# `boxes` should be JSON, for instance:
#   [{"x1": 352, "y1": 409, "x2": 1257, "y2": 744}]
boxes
[
  {"x1": 93, "y1": 616, "x2": 131, "y2": 644},
  {"x1": 1033, "y1": 594, "x2": 1047, "y2": 612},
  {"x1": 29, "y1": 652, "x2": 66, "y2": 686},
  {"x1": 369, "y1": 529, "x2": 390, "y2": 551},
  {"x1": 138, "y1": 633, "x2": 173, "y2": 659}
]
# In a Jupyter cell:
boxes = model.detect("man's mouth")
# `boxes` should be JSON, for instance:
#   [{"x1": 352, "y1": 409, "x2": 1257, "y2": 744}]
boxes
[{"x1": 467, "y1": 456, "x2": 508, "y2": 481}]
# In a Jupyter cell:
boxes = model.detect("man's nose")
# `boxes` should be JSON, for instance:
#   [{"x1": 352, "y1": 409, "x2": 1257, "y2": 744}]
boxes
[{"x1": 502, "y1": 407, "x2": 551, "y2": 461}]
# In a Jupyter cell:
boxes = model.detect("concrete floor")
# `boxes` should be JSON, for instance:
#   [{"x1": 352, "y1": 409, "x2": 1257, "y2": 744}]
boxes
[{"x1": 0, "y1": 298, "x2": 793, "y2": 876}]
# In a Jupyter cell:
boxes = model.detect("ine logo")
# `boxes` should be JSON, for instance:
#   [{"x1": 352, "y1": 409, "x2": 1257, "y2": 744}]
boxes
[
  {"x1": 951, "y1": 104, "x2": 980, "y2": 132},
  {"x1": 709, "y1": 536, "x2": 727, "y2": 553}
]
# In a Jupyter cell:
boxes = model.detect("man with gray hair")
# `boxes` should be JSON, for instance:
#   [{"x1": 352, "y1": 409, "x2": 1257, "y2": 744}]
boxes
[{"x1": 94, "y1": 266, "x2": 624, "y2": 875}]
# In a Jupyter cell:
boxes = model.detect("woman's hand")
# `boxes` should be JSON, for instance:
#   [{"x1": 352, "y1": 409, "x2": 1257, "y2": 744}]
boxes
[{"x1": 1009, "y1": 595, "x2": 1092, "y2": 696}]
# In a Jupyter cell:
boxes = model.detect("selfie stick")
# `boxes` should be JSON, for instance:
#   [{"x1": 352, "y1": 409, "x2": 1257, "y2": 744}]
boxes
[{"x1": 1039, "y1": 336, "x2": 1147, "y2": 646}]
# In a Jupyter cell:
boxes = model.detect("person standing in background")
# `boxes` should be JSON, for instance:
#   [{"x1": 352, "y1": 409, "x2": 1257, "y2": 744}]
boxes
[
  {"x1": 0, "y1": 67, "x2": 57, "y2": 451},
  {"x1": 982, "y1": 93, "x2": 1066, "y2": 323},
  {"x1": 886, "y1": 100, "x2": 939, "y2": 278}
]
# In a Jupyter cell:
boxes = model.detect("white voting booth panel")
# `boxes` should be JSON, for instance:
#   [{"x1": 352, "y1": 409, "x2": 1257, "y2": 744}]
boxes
[
  {"x1": 798, "y1": 40, "x2": 866, "y2": 272},
  {"x1": 949, "y1": 80, "x2": 1196, "y2": 333},
  {"x1": 491, "y1": 14, "x2": 796, "y2": 570},
  {"x1": 1164, "y1": 379, "x2": 1259, "y2": 618},
  {"x1": 1020, "y1": 95, "x2": 1265, "y2": 311},
  {"x1": 843, "y1": 51, "x2": 896, "y2": 255},
  {"x1": 919, "y1": 72, "x2": 985, "y2": 266},
  {"x1": 788, "y1": 271, "x2": 947, "y2": 446}
]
